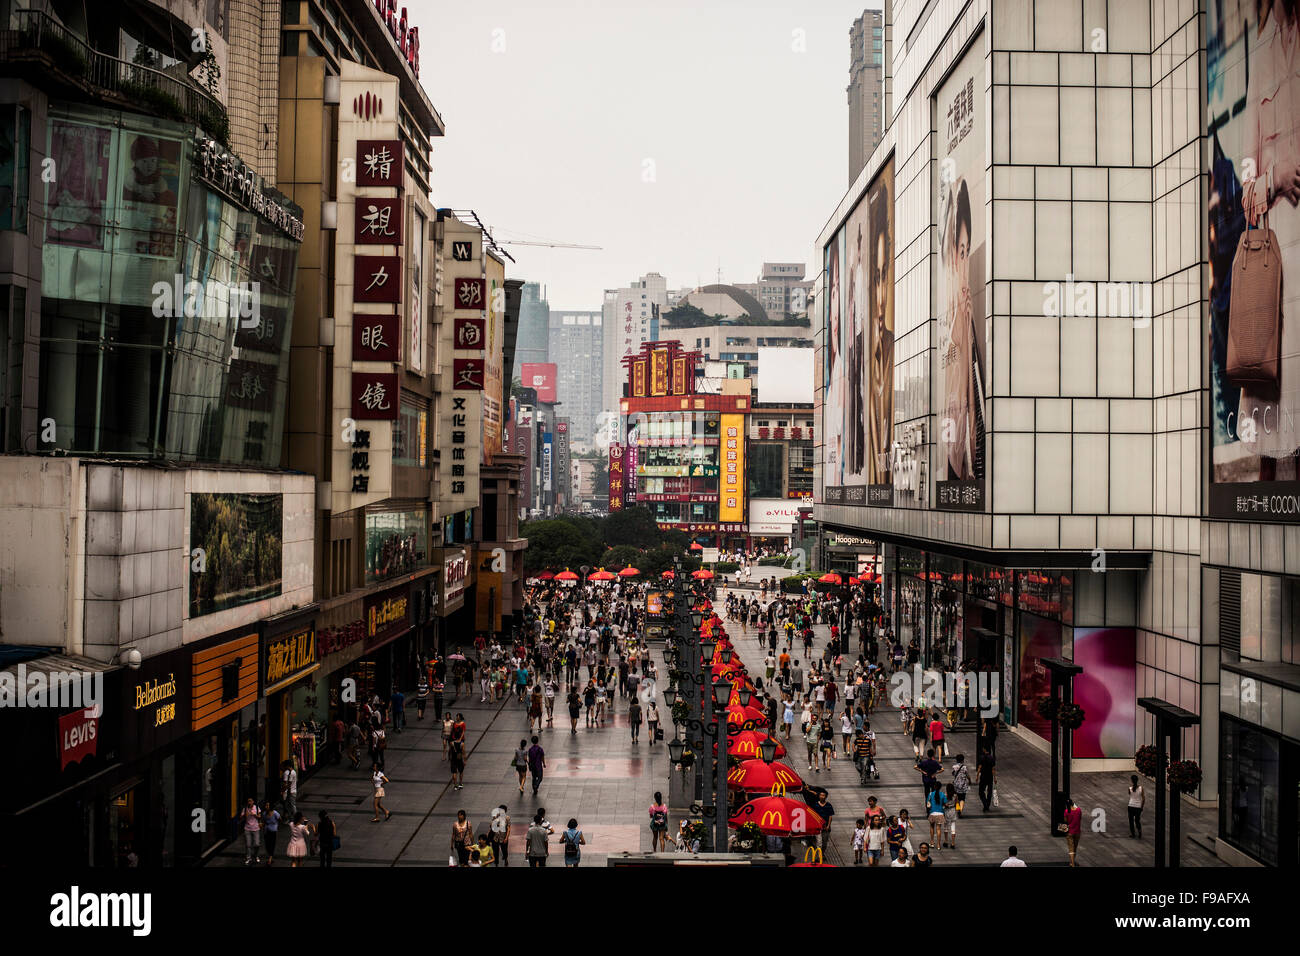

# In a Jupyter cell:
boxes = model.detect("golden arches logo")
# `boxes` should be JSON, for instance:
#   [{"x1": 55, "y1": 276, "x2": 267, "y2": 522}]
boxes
[
  {"x1": 774, "y1": 768, "x2": 797, "y2": 786},
  {"x1": 726, "y1": 766, "x2": 744, "y2": 784},
  {"x1": 759, "y1": 809, "x2": 786, "y2": 830},
  {"x1": 768, "y1": 783, "x2": 787, "y2": 796},
  {"x1": 735, "y1": 740, "x2": 757, "y2": 755},
  {"x1": 803, "y1": 847, "x2": 823, "y2": 864}
]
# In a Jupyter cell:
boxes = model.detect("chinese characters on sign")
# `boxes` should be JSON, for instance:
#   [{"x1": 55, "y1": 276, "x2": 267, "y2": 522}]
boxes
[
  {"x1": 946, "y1": 78, "x2": 975, "y2": 154},
  {"x1": 355, "y1": 198, "x2": 403, "y2": 244},
  {"x1": 449, "y1": 396, "x2": 469, "y2": 495},
  {"x1": 453, "y1": 277, "x2": 485, "y2": 311},
  {"x1": 352, "y1": 372, "x2": 399, "y2": 420},
  {"x1": 356, "y1": 139, "x2": 403, "y2": 187},
  {"x1": 351, "y1": 427, "x2": 371, "y2": 493},
  {"x1": 354, "y1": 255, "x2": 401, "y2": 303},
  {"x1": 353, "y1": 313, "x2": 401, "y2": 362},
  {"x1": 227, "y1": 358, "x2": 274, "y2": 411},
  {"x1": 454, "y1": 318, "x2": 485, "y2": 350},
  {"x1": 608, "y1": 442, "x2": 624, "y2": 512},
  {"x1": 452, "y1": 358, "x2": 485, "y2": 390},
  {"x1": 719, "y1": 415, "x2": 745, "y2": 522}
]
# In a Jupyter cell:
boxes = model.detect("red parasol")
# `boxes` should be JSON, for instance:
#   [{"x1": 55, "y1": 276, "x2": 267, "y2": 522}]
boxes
[
  {"x1": 728, "y1": 794, "x2": 824, "y2": 836},
  {"x1": 661, "y1": 570, "x2": 675, "y2": 579},
  {"x1": 689, "y1": 542, "x2": 704, "y2": 551},
  {"x1": 691, "y1": 569, "x2": 714, "y2": 580},
  {"x1": 818, "y1": 572, "x2": 843, "y2": 584},
  {"x1": 724, "y1": 730, "x2": 786, "y2": 760},
  {"x1": 617, "y1": 566, "x2": 640, "y2": 577},
  {"x1": 588, "y1": 569, "x2": 617, "y2": 581},
  {"x1": 726, "y1": 704, "x2": 767, "y2": 724},
  {"x1": 538, "y1": 571, "x2": 555, "y2": 580},
  {"x1": 725, "y1": 759, "x2": 804, "y2": 792},
  {"x1": 555, "y1": 570, "x2": 579, "y2": 581}
]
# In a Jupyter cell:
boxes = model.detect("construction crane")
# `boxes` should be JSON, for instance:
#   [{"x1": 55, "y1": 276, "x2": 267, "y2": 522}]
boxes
[{"x1": 498, "y1": 238, "x2": 602, "y2": 251}]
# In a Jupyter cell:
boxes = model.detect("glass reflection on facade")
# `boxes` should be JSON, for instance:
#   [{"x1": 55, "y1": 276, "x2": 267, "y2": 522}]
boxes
[
  {"x1": 365, "y1": 508, "x2": 429, "y2": 586},
  {"x1": 37, "y1": 106, "x2": 300, "y2": 467}
]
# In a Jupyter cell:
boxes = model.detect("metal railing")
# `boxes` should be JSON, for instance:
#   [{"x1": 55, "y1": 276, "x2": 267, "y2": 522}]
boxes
[{"x1": 0, "y1": 10, "x2": 228, "y2": 142}]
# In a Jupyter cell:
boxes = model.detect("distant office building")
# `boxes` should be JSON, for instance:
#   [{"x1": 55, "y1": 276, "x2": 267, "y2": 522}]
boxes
[
  {"x1": 661, "y1": 284, "x2": 812, "y2": 379},
  {"x1": 601, "y1": 272, "x2": 668, "y2": 415},
  {"x1": 513, "y1": 281, "x2": 550, "y2": 381},
  {"x1": 736, "y1": 263, "x2": 814, "y2": 319},
  {"x1": 847, "y1": 8, "x2": 886, "y2": 183},
  {"x1": 548, "y1": 310, "x2": 603, "y2": 449}
]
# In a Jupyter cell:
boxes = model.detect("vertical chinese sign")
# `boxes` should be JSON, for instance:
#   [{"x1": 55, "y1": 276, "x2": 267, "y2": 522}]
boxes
[
  {"x1": 334, "y1": 63, "x2": 402, "y2": 514},
  {"x1": 608, "y1": 442, "x2": 625, "y2": 512},
  {"x1": 438, "y1": 219, "x2": 485, "y2": 513},
  {"x1": 720, "y1": 414, "x2": 745, "y2": 524}
]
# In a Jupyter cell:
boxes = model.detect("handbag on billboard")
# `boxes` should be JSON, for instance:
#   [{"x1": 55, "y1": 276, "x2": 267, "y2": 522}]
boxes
[{"x1": 1226, "y1": 201, "x2": 1282, "y2": 389}]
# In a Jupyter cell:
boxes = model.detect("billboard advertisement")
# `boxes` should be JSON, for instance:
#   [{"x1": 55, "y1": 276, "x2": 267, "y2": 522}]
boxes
[
  {"x1": 608, "y1": 441, "x2": 625, "y2": 512},
  {"x1": 720, "y1": 413, "x2": 745, "y2": 522},
  {"x1": 748, "y1": 498, "x2": 801, "y2": 536},
  {"x1": 1071, "y1": 628, "x2": 1137, "y2": 759},
  {"x1": 484, "y1": 256, "x2": 506, "y2": 458},
  {"x1": 935, "y1": 47, "x2": 988, "y2": 512},
  {"x1": 1017, "y1": 614, "x2": 1062, "y2": 744},
  {"x1": 189, "y1": 493, "x2": 283, "y2": 618},
  {"x1": 1207, "y1": 1, "x2": 1300, "y2": 520},
  {"x1": 824, "y1": 158, "x2": 895, "y2": 506},
  {"x1": 522, "y1": 362, "x2": 558, "y2": 404}
]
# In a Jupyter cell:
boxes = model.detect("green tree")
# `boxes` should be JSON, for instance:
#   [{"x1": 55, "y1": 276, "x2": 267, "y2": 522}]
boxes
[
  {"x1": 601, "y1": 506, "x2": 662, "y2": 548},
  {"x1": 520, "y1": 518, "x2": 602, "y2": 572}
]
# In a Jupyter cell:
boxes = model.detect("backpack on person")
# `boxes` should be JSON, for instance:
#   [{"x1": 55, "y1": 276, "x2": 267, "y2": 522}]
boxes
[
  {"x1": 563, "y1": 829, "x2": 581, "y2": 856},
  {"x1": 953, "y1": 763, "x2": 970, "y2": 790},
  {"x1": 651, "y1": 810, "x2": 667, "y2": 828}
]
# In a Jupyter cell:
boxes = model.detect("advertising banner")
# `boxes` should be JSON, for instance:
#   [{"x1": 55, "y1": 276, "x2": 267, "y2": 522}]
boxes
[
  {"x1": 748, "y1": 498, "x2": 802, "y2": 536},
  {"x1": 1207, "y1": 0, "x2": 1300, "y2": 520},
  {"x1": 720, "y1": 413, "x2": 745, "y2": 522},
  {"x1": 935, "y1": 48, "x2": 988, "y2": 512},
  {"x1": 521, "y1": 362, "x2": 558, "y2": 403},
  {"x1": 608, "y1": 442, "x2": 625, "y2": 511},
  {"x1": 1072, "y1": 628, "x2": 1137, "y2": 759}
]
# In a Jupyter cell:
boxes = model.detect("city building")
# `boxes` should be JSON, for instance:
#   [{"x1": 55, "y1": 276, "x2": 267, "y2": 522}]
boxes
[
  {"x1": 847, "y1": 7, "x2": 886, "y2": 184},
  {"x1": 601, "y1": 271, "x2": 667, "y2": 419},
  {"x1": 547, "y1": 309, "x2": 603, "y2": 449},
  {"x1": 747, "y1": 345, "x2": 815, "y2": 547},
  {"x1": 616, "y1": 340, "x2": 751, "y2": 549},
  {"x1": 736, "y1": 262, "x2": 815, "y2": 320},
  {"x1": 0, "y1": 0, "x2": 312, "y2": 866},
  {"x1": 511, "y1": 280, "x2": 550, "y2": 381},
  {"x1": 814, "y1": 0, "x2": 1299, "y2": 866}
]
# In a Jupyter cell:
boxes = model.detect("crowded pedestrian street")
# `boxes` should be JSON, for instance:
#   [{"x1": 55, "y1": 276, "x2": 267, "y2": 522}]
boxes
[{"x1": 208, "y1": 580, "x2": 1217, "y2": 868}]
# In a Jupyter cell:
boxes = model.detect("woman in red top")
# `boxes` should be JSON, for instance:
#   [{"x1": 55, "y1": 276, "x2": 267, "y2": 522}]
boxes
[{"x1": 1063, "y1": 797, "x2": 1083, "y2": 866}]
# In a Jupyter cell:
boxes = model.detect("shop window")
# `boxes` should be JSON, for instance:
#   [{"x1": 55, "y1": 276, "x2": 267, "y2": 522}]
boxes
[
  {"x1": 393, "y1": 401, "x2": 428, "y2": 467},
  {"x1": 1220, "y1": 715, "x2": 1282, "y2": 866},
  {"x1": 365, "y1": 508, "x2": 429, "y2": 585}
]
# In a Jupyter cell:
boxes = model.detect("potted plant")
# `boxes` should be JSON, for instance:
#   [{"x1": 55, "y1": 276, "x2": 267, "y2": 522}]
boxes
[
  {"x1": 671, "y1": 699, "x2": 691, "y2": 726},
  {"x1": 1035, "y1": 696, "x2": 1060, "y2": 723},
  {"x1": 731, "y1": 821, "x2": 764, "y2": 853},
  {"x1": 1134, "y1": 744, "x2": 1165, "y2": 779},
  {"x1": 1056, "y1": 702, "x2": 1086, "y2": 730},
  {"x1": 678, "y1": 746, "x2": 695, "y2": 771},
  {"x1": 1167, "y1": 759, "x2": 1202, "y2": 794}
]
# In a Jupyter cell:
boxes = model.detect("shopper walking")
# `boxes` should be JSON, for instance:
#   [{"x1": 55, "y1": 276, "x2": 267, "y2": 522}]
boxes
[
  {"x1": 451, "y1": 810, "x2": 474, "y2": 866},
  {"x1": 317, "y1": 810, "x2": 336, "y2": 867},
  {"x1": 371, "y1": 764, "x2": 391, "y2": 822},
  {"x1": 561, "y1": 818, "x2": 586, "y2": 867},
  {"x1": 526, "y1": 812, "x2": 550, "y2": 867},
  {"x1": 629, "y1": 696, "x2": 643, "y2": 744},
  {"x1": 286, "y1": 811, "x2": 312, "y2": 868},
  {"x1": 646, "y1": 700, "x2": 661, "y2": 744},
  {"x1": 527, "y1": 735, "x2": 547, "y2": 795},
  {"x1": 977, "y1": 746, "x2": 996, "y2": 811},
  {"x1": 1127, "y1": 775, "x2": 1145, "y2": 839},
  {"x1": 490, "y1": 805, "x2": 511, "y2": 866},
  {"x1": 1062, "y1": 797, "x2": 1083, "y2": 866},
  {"x1": 649, "y1": 792, "x2": 669, "y2": 852},
  {"x1": 240, "y1": 798, "x2": 263, "y2": 866},
  {"x1": 513, "y1": 738, "x2": 530, "y2": 793}
]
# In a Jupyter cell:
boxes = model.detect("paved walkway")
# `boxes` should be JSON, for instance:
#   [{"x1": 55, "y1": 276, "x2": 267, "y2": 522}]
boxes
[{"x1": 209, "y1": 584, "x2": 1223, "y2": 867}]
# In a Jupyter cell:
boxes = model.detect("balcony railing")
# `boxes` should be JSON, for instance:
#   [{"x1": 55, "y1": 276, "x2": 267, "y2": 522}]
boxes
[{"x1": 0, "y1": 10, "x2": 229, "y2": 145}]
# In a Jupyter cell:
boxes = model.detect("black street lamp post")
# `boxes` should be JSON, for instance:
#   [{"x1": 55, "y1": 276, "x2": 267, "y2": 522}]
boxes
[
  {"x1": 1138, "y1": 698, "x2": 1200, "y2": 868},
  {"x1": 1042, "y1": 658, "x2": 1082, "y2": 837}
]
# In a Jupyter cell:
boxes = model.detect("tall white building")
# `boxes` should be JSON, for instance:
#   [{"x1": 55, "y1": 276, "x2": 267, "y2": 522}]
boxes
[{"x1": 601, "y1": 272, "x2": 669, "y2": 417}]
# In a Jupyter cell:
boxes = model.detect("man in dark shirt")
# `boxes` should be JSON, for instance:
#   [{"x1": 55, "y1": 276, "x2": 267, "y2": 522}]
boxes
[
  {"x1": 977, "y1": 746, "x2": 997, "y2": 811},
  {"x1": 801, "y1": 784, "x2": 835, "y2": 848},
  {"x1": 527, "y1": 736, "x2": 547, "y2": 795},
  {"x1": 917, "y1": 748, "x2": 943, "y2": 803}
]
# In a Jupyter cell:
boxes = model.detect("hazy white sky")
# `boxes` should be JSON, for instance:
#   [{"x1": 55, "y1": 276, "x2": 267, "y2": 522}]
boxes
[{"x1": 415, "y1": 0, "x2": 881, "y2": 310}]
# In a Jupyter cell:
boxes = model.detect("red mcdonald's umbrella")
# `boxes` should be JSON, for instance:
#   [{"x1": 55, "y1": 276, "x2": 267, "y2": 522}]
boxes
[
  {"x1": 818, "y1": 572, "x2": 843, "y2": 585},
  {"x1": 724, "y1": 731, "x2": 786, "y2": 760},
  {"x1": 725, "y1": 705, "x2": 767, "y2": 728},
  {"x1": 726, "y1": 759, "x2": 804, "y2": 792},
  {"x1": 554, "y1": 570, "x2": 579, "y2": 581},
  {"x1": 661, "y1": 570, "x2": 675, "y2": 579},
  {"x1": 729, "y1": 794, "x2": 824, "y2": 836},
  {"x1": 689, "y1": 542, "x2": 704, "y2": 551},
  {"x1": 537, "y1": 571, "x2": 555, "y2": 580},
  {"x1": 588, "y1": 569, "x2": 617, "y2": 581},
  {"x1": 692, "y1": 569, "x2": 714, "y2": 580},
  {"x1": 617, "y1": 566, "x2": 640, "y2": 577}
]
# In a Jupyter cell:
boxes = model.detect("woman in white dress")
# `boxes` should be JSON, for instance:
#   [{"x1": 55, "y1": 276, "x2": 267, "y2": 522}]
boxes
[{"x1": 286, "y1": 811, "x2": 313, "y2": 868}]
